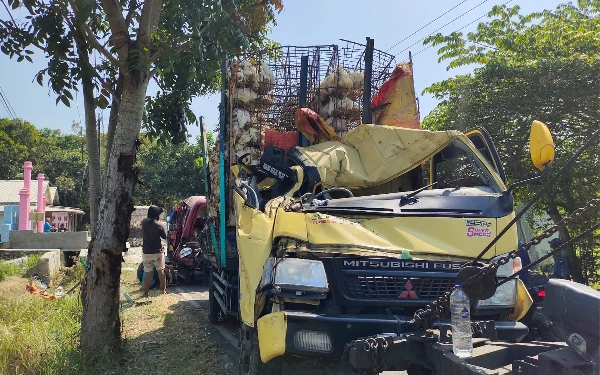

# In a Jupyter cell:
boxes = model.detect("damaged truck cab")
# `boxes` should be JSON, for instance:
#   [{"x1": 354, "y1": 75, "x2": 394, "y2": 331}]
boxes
[
  {"x1": 230, "y1": 124, "x2": 532, "y2": 373},
  {"x1": 200, "y1": 43, "x2": 567, "y2": 375}
]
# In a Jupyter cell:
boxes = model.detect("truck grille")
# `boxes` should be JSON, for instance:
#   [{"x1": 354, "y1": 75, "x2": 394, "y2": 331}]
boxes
[{"x1": 344, "y1": 275, "x2": 455, "y2": 301}]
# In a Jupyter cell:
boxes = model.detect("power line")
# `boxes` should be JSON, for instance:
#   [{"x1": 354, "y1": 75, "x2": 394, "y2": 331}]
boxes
[
  {"x1": 385, "y1": 0, "x2": 469, "y2": 53},
  {"x1": 393, "y1": 0, "x2": 499, "y2": 58},
  {"x1": 412, "y1": 1, "x2": 511, "y2": 58},
  {"x1": 0, "y1": 85, "x2": 17, "y2": 119},
  {"x1": 0, "y1": 84, "x2": 16, "y2": 119}
]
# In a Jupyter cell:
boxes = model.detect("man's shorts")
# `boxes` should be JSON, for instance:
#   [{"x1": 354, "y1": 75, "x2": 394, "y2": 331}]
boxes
[{"x1": 142, "y1": 253, "x2": 165, "y2": 272}]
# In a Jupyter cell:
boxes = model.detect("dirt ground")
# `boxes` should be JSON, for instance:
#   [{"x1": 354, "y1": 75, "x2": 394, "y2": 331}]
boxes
[
  {"x1": 118, "y1": 261, "x2": 237, "y2": 375},
  {"x1": 119, "y1": 247, "x2": 406, "y2": 375}
]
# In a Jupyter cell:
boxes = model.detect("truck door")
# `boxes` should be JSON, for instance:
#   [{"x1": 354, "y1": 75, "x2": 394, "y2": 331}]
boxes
[{"x1": 465, "y1": 127, "x2": 507, "y2": 183}]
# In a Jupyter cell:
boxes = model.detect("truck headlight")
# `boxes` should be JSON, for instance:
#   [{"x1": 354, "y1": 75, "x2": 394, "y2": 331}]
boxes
[
  {"x1": 491, "y1": 255, "x2": 522, "y2": 277},
  {"x1": 477, "y1": 279, "x2": 518, "y2": 308},
  {"x1": 261, "y1": 257, "x2": 329, "y2": 293}
]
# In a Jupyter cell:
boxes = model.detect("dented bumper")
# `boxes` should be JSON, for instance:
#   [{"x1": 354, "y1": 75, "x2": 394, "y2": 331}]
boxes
[{"x1": 256, "y1": 311, "x2": 528, "y2": 364}]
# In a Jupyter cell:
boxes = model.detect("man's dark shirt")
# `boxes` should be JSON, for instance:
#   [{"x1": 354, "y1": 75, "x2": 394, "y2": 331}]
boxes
[{"x1": 142, "y1": 218, "x2": 166, "y2": 254}]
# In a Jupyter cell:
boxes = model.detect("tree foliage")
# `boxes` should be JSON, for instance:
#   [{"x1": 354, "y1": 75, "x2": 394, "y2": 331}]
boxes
[
  {"x1": 1, "y1": 0, "x2": 282, "y2": 350},
  {"x1": 0, "y1": 0, "x2": 282, "y2": 143},
  {"x1": 422, "y1": 1, "x2": 600, "y2": 283},
  {"x1": 135, "y1": 132, "x2": 214, "y2": 207},
  {"x1": 0, "y1": 118, "x2": 90, "y2": 222}
]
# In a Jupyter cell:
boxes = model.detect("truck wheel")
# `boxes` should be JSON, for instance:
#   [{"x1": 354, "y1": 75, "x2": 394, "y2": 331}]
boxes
[
  {"x1": 208, "y1": 270, "x2": 220, "y2": 324},
  {"x1": 239, "y1": 324, "x2": 282, "y2": 375}
]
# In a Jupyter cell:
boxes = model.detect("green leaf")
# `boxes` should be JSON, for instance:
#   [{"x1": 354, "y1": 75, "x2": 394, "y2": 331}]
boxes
[
  {"x1": 60, "y1": 96, "x2": 70, "y2": 107},
  {"x1": 96, "y1": 95, "x2": 109, "y2": 109}
]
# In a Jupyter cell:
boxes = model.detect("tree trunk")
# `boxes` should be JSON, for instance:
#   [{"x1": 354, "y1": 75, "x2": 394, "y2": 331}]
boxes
[
  {"x1": 104, "y1": 73, "x2": 123, "y2": 173},
  {"x1": 542, "y1": 190, "x2": 586, "y2": 284},
  {"x1": 73, "y1": 28, "x2": 102, "y2": 237},
  {"x1": 82, "y1": 70, "x2": 101, "y2": 237},
  {"x1": 81, "y1": 74, "x2": 149, "y2": 351}
]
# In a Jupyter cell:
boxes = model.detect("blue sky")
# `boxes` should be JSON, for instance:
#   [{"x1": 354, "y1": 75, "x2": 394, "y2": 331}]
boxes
[{"x1": 0, "y1": 0, "x2": 565, "y2": 137}]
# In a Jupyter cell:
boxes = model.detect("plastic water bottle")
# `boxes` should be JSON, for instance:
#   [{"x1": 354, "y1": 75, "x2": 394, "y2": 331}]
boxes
[{"x1": 450, "y1": 285, "x2": 473, "y2": 358}]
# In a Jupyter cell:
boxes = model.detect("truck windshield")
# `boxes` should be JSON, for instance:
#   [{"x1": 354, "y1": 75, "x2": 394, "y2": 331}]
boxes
[{"x1": 432, "y1": 140, "x2": 502, "y2": 193}]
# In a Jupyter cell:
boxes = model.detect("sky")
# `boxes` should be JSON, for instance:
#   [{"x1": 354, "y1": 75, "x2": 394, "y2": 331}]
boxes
[{"x1": 0, "y1": 0, "x2": 566, "y2": 138}]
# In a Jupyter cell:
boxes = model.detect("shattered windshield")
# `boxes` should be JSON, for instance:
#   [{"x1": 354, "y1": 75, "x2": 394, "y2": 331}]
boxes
[{"x1": 432, "y1": 140, "x2": 501, "y2": 193}]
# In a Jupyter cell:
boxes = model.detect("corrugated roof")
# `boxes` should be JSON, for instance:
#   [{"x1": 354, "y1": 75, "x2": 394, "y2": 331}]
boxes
[{"x1": 0, "y1": 180, "x2": 54, "y2": 206}]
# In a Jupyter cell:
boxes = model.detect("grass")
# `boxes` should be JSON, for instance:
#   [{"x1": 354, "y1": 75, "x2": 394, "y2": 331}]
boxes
[
  {"x1": 0, "y1": 255, "x2": 42, "y2": 282},
  {"x1": 0, "y1": 293, "x2": 82, "y2": 375},
  {"x1": 0, "y1": 259, "x2": 234, "y2": 375},
  {"x1": 0, "y1": 258, "x2": 85, "y2": 375}
]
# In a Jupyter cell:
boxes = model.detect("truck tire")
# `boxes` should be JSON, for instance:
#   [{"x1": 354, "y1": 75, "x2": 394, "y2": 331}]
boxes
[
  {"x1": 239, "y1": 324, "x2": 282, "y2": 375},
  {"x1": 208, "y1": 270, "x2": 220, "y2": 324}
]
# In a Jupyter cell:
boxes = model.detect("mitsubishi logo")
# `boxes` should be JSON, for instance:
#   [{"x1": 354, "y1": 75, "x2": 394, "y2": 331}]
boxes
[{"x1": 399, "y1": 280, "x2": 418, "y2": 299}]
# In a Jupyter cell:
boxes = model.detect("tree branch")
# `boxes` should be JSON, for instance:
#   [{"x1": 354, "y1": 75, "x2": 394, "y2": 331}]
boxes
[
  {"x1": 67, "y1": 20, "x2": 120, "y2": 103},
  {"x1": 65, "y1": 0, "x2": 125, "y2": 70},
  {"x1": 125, "y1": 0, "x2": 139, "y2": 27},
  {"x1": 137, "y1": 0, "x2": 164, "y2": 50},
  {"x1": 82, "y1": 22, "x2": 124, "y2": 69},
  {"x1": 0, "y1": 0, "x2": 16, "y2": 26},
  {"x1": 98, "y1": 0, "x2": 130, "y2": 62}
]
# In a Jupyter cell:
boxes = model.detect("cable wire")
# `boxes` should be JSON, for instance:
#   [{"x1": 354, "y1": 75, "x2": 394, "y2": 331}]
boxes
[
  {"x1": 394, "y1": 0, "x2": 515, "y2": 58},
  {"x1": 0, "y1": 85, "x2": 16, "y2": 119},
  {"x1": 0, "y1": 86, "x2": 17, "y2": 118},
  {"x1": 384, "y1": 0, "x2": 469, "y2": 53},
  {"x1": 411, "y1": 1, "x2": 510, "y2": 58}
]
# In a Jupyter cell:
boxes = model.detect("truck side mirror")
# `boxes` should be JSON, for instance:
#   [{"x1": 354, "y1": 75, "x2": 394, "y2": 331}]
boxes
[{"x1": 530, "y1": 121, "x2": 555, "y2": 170}]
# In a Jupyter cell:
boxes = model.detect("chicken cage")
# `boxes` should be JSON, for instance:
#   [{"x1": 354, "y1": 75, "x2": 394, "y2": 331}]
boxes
[
  {"x1": 222, "y1": 40, "x2": 396, "y2": 162},
  {"x1": 208, "y1": 40, "x2": 396, "y2": 226}
]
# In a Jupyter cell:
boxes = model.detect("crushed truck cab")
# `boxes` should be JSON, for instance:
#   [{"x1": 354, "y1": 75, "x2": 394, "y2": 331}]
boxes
[
  {"x1": 197, "y1": 43, "x2": 578, "y2": 375},
  {"x1": 231, "y1": 124, "x2": 532, "y2": 368}
]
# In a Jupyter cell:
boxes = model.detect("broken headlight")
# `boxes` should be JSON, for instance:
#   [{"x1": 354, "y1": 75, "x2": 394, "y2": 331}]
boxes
[{"x1": 260, "y1": 257, "x2": 329, "y2": 293}]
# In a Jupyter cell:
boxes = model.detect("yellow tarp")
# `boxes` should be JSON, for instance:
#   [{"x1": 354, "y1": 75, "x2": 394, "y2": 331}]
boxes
[{"x1": 295, "y1": 124, "x2": 460, "y2": 189}]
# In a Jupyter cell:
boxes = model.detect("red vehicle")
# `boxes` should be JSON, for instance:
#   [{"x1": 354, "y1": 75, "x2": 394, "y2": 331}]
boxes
[{"x1": 166, "y1": 196, "x2": 210, "y2": 284}]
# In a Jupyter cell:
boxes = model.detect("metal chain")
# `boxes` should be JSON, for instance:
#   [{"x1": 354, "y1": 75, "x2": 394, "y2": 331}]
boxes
[
  {"x1": 411, "y1": 198, "x2": 600, "y2": 329},
  {"x1": 369, "y1": 338, "x2": 378, "y2": 374}
]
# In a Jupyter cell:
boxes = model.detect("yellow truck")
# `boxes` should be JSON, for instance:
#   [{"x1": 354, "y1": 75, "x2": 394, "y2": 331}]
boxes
[{"x1": 200, "y1": 42, "x2": 597, "y2": 375}]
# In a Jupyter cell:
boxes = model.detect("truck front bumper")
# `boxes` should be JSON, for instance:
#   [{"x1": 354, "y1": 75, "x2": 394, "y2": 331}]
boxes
[{"x1": 256, "y1": 311, "x2": 529, "y2": 362}]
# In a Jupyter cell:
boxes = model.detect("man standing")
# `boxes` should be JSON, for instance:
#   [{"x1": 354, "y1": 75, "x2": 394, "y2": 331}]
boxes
[
  {"x1": 141, "y1": 205, "x2": 168, "y2": 297},
  {"x1": 43, "y1": 218, "x2": 51, "y2": 233}
]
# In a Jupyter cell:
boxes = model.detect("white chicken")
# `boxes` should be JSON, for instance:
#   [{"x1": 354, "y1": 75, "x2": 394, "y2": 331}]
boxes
[
  {"x1": 348, "y1": 71, "x2": 364, "y2": 90},
  {"x1": 229, "y1": 87, "x2": 258, "y2": 104},
  {"x1": 319, "y1": 65, "x2": 353, "y2": 97},
  {"x1": 231, "y1": 108, "x2": 252, "y2": 132},
  {"x1": 257, "y1": 61, "x2": 274, "y2": 85}
]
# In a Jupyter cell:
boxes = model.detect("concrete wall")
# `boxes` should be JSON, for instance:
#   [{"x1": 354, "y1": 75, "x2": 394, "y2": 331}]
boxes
[
  {"x1": 24, "y1": 250, "x2": 62, "y2": 283},
  {"x1": 7, "y1": 230, "x2": 90, "y2": 250}
]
